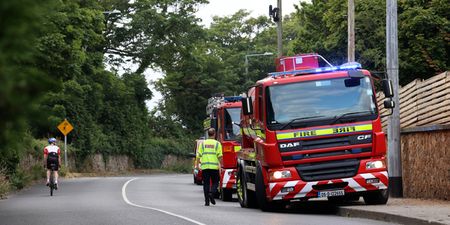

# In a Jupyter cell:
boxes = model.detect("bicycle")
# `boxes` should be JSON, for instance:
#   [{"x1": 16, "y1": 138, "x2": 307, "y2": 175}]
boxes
[{"x1": 48, "y1": 163, "x2": 58, "y2": 196}]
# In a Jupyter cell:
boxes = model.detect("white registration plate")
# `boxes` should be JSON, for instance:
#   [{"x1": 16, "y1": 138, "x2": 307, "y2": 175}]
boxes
[{"x1": 318, "y1": 190, "x2": 345, "y2": 198}]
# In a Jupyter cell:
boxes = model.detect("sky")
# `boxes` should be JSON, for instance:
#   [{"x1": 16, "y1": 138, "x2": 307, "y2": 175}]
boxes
[
  {"x1": 145, "y1": 0, "x2": 304, "y2": 110},
  {"x1": 196, "y1": 0, "x2": 301, "y2": 26}
]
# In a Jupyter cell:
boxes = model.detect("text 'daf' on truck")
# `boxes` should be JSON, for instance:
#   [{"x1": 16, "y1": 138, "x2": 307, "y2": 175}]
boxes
[
  {"x1": 205, "y1": 96, "x2": 243, "y2": 201},
  {"x1": 236, "y1": 54, "x2": 395, "y2": 211}
]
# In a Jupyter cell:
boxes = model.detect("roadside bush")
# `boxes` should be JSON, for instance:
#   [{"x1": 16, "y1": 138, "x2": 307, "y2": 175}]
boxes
[
  {"x1": 31, "y1": 139, "x2": 48, "y2": 158},
  {"x1": 163, "y1": 159, "x2": 192, "y2": 173},
  {"x1": 58, "y1": 165, "x2": 68, "y2": 177},
  {"x1": 133, "y1": 137, "x2": 195, "y2": 169},
  {"x1": 9, "y1": 168, "x2": 30, "y2": 190},
  {"x1": 29, "y1": 164, "x2": 45, "y2": 181},
  {"x1": 0, "y1": 166, "x2": 10, "y2": 199}
]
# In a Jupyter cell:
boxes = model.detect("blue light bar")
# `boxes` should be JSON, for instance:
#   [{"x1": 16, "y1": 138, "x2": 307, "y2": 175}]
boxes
[
  {"x1": 269, "y1": 62, "x2": 362, "y2": 78},
  {"x1": 339, "y1": 62, "x2": 362, "y2": 70},
  {"x1": 224, "y1": 96, "x2": 242, "y2": 102}
]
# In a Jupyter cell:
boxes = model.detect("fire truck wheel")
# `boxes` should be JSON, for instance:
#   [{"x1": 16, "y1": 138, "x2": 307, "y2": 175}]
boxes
[
  {"x1": 220, "y1": 188, "x2": 233, "y2": 202},
  {"x1": 363, "y1": 189, "x2": 389, "y2": 205},
  {"x1": 256, "y1": 165, "x2": 285, "y2": 212},
  {"x1": 237, "y1": 165, "x2": 257, "y2": 208}
]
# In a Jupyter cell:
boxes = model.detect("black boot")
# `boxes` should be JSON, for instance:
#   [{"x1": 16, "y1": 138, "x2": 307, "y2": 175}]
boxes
[
  {"x1": 204, "y1": 192, "x2": 210, "y2": 206},
  {"x1": 209, "y1": 194, "x2": 216, "y2": 205}
]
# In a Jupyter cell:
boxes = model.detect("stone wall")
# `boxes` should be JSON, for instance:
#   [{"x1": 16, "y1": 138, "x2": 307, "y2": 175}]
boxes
[{"x1": 78, "y1": 154, "x2": 133, "y2": 173}]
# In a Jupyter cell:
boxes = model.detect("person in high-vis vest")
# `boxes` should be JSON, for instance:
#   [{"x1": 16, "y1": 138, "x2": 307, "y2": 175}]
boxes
[{"x1": 196, "y1": 128, "x2": 222, "y2": 206}]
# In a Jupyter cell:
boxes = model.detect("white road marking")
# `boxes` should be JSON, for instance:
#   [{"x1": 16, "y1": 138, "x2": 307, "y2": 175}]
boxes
[{"x1": 122, "y1": 178, "x2": 206, "y2": 225}]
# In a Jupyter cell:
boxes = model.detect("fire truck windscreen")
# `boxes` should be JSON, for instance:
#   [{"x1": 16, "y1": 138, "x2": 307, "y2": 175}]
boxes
[
  {"x1": 224, "y1": 107, "x2": 241, "y2": 140},
  {"x1": 266, "y1": 76, "x2": 378, "y2": 130}
]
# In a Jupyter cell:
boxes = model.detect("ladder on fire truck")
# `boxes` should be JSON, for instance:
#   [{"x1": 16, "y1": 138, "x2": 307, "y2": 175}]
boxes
[{"x1": 206, "y1": 96, "x2": 242, "y2": 116}]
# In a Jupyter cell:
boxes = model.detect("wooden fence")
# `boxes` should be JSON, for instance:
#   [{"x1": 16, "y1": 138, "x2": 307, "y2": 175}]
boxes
[
  {"x1": 377, "y1": 71, "x2": 450, "y2": 200},
  {"x1": 378, "y1": 71, "x2": 450, "y2": 128}
]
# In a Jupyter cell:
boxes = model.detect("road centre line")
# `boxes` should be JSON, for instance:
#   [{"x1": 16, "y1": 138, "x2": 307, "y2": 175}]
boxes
[{"x1": 122, "y1": 178, "x2": 206, "y2": 225}]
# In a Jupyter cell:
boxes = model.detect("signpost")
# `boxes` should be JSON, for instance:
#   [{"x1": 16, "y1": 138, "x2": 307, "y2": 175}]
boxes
[{"x1": 57, "y1": 119, "x2": 74, "y2": 167}]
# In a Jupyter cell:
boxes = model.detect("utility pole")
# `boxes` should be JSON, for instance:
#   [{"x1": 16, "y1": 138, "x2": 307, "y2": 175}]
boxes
[
  {"x1": 276, "y1": 0, "x2": 283, "y2": 57},
  {"x1": 386, "y1": 0, "x2": 402, "y2": 197},
  {"x1": 348, "y1": 0, "x2": 355, "y2": 62}
]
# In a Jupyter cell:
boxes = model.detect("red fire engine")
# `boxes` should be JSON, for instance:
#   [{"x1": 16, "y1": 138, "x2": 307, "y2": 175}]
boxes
[
  {"x1": 204, "y1": 96, "x2": 243, "y2": 201},
  {"x1": 237, "y1": 54, "x2": 395, "y2": 211}
]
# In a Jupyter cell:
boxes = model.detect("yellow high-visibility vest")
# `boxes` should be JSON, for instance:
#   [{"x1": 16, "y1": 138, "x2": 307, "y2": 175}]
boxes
[{"x1": 196, "y1": 139, "x2": 222, "y2": 170}]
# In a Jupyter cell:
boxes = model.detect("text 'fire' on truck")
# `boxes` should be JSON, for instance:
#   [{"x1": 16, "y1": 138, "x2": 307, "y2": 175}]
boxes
[
  {"x1": 236, "y1": 53, "x2": 395, "y2": 211},
  {"x1": 204, "y1": 96, "x2": 243, "y2": 201}
]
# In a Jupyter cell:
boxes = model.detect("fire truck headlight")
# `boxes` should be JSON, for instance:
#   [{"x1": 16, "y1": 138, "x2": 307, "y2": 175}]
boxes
[
  {"x1": 272, "y1": 170, "x2": 292, "y2": 179},
  {"x1": 366, "y1": 160, "x2": 385, "y2": 169}
]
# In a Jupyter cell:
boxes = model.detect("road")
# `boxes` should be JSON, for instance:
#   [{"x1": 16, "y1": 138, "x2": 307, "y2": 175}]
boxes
[{"x1": 0, "y1": 174, "x2": 396, "y2": 225}]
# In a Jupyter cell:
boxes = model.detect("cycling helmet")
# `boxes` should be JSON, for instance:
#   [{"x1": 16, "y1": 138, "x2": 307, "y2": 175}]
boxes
[{"x1": 48, "y1": 138, "x2": 57, "y2": 144}]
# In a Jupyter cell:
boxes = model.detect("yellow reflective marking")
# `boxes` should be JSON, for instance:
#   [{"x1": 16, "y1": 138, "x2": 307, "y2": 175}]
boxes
[
  {"x1": 234, "y1": 146, "x2": 241, "y2": 152},
  {"x1": 277, "y1": 124, "x2": 372, "y2": 140}
]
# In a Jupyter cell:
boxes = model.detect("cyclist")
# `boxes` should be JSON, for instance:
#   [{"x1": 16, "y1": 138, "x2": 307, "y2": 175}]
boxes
[{"x1": 44, "y1": 138, "x2": 61, "y2": 189}]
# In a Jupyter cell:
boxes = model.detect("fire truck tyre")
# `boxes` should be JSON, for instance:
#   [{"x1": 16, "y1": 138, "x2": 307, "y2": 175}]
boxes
[
  {"x1": 363, "y1": 189, "x2": 389, "y2": 205},
  {"x1": 220, "y1": 188, "x2": 233, "y2": 202},
  {"x1": 237, "y1": 166, "x2": 257, "y2": 208},
  {"x1": 256, "y1": 166, "x2": 285, "y2": 212}
]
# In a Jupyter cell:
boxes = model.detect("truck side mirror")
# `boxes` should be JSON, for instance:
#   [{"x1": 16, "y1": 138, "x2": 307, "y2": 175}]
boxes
[
  {"x1": 384, "y1": 99, "x2": 395, "y2": 109},
  {"x1": 241, "y1": 97, "x2": 253, "y2": 115},
  {"x1": 382, "y1": 79, "x2": 394, "y2": 98}
]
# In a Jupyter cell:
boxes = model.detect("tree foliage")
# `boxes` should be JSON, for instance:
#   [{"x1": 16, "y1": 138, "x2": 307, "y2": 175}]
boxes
[
  {"x1": 0, "y1": 0, "x2": 53, "y2": 171},
  {"x1": 103, "y1": 0, "x2": 207, "y2": 74},
  {"x1": 155, "y1": 10, "x2": 275, "y2": 133},
  {"x1": 290, "y1": 0, "x2": 449, "y2": 84}
]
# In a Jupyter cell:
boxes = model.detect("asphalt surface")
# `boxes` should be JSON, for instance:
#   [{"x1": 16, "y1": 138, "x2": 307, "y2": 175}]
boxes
[{"x1": 0, "y1": 174, "x2": 397, "y2": 225}]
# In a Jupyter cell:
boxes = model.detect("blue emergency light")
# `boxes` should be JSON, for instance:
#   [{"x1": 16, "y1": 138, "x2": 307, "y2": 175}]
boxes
[
  {"x1": 224, "y1": 96, "x2": 242, "y2": 102},
  {"x1": 269, "y1": 62, "x2": 362, "y2": 78}
]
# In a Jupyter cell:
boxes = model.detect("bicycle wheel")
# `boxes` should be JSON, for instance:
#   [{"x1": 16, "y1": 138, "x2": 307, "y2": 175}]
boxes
[{"x1": 49, "y1": 170, "x2": 54, "y2": 196}]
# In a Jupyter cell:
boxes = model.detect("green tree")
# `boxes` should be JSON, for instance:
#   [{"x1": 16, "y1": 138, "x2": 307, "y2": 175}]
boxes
[
  {"x1": 103, "y1": 0, "x2": 207, "y2": 74},
  {"x1": 398, "y1": 0, "x2": 449, "y2": 84},
  {"x1": 155, "y1": 10, "x2": 275, "y2": 134},
  {"x1": 31, "y1": 0, "x2": 153, "y2": 166},
  {"x1": 0, "y1": 0, "x2": 53, "y2": 171}
]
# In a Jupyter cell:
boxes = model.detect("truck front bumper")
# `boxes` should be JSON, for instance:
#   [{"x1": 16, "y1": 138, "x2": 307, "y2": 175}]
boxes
[{"x1": 269, "y1": 171, "x2": 388, "y2": 201}]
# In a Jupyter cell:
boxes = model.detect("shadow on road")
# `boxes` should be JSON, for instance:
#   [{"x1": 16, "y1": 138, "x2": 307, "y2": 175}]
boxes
[
  {"x1": 225, "y1": 197, "x2": 365, "y2": 215},
  {"x1": 284, "y1": 201, "x2": 340, "y2": 214}
]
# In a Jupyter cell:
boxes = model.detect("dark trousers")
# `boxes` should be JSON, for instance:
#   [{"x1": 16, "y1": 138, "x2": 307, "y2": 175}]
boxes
[{"x1": 202, "y1": 169, "x2": 219, "y2": 203}]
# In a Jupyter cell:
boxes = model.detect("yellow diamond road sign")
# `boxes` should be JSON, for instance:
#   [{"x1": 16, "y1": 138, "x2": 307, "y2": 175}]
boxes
[{"x1": 57, "y1": 119, "x2": 73, "y2": 136}]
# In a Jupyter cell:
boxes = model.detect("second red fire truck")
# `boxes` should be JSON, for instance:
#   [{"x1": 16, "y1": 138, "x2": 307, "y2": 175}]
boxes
[{"x1": 204, "y1": 96, "x2": 243, "y2": 201}]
